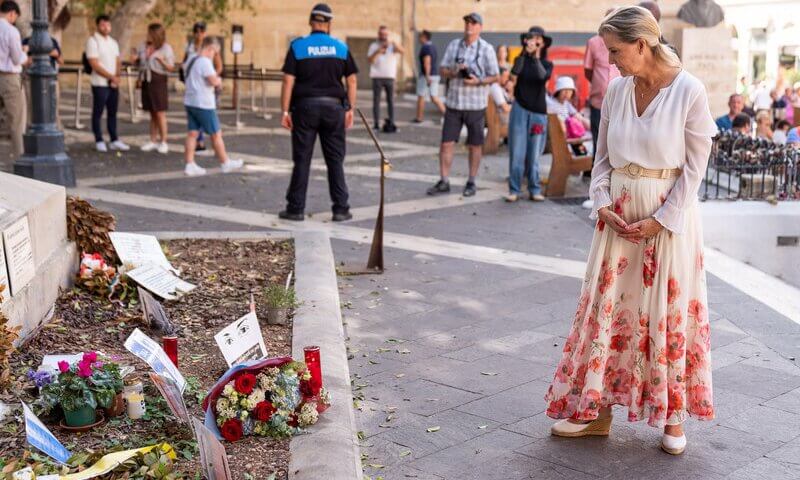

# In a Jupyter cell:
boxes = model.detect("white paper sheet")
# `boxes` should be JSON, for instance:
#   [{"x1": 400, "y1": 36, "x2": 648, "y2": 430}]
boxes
[
  {"x1": 0, "y1": 238, "x2": 9, "y2": 303},
  {"x1": 127, "y1": 264, "x2": 195, "y2": 300},
  {"x1": 124, "y1": 328, "x2": 186, "y2": 392},
  {"x1": 109, "y1": 232, "x2": 178, "y2": 274},
  {"x1": 213, "y1": 311, "x2": 268, "y2": 367},
  {"x1": 2, "y1": 216, "x2": 35, "y2": 296}
]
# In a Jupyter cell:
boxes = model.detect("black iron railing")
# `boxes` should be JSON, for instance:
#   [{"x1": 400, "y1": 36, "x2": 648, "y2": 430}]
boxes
[{"x1": 703, "y1": 131, "x2": 800, "y2": 201}]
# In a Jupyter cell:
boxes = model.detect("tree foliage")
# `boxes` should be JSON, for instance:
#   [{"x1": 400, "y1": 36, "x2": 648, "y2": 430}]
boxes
[{"x1": 81, "y1": 0, "x2": 253, "y2": 28}]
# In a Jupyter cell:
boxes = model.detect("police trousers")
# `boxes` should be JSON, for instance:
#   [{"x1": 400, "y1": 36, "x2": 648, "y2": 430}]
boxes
[{"x1": 286, "y1": 97, "x2": 350, "y2": 215}]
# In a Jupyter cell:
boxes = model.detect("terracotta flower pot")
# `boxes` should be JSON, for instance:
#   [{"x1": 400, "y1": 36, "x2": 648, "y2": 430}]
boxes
[
  {"x1": 63, "y1": 405, "x2": 97, "y2": 427},
  {"x1": 104, "y1": 392, "x2": 125, "y2": 417},
  {"x1": 267, "y1": 308, "x2": 290, "y2": 325}
]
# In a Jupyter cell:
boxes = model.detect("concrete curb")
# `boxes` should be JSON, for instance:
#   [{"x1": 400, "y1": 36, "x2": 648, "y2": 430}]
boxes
[
  {"x1": 148, "y1": 231, "x2": 362, "y2": 479},
  {"x1": 289, "y1": 231, "x2": 363, "y2": 480}
]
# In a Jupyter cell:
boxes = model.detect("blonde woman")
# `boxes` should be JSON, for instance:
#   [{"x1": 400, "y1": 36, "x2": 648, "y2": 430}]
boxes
[
  {"x1": 137, "y1": 23, "x2": 175, "y2": 154},
  {"x1": 754, "y1": 110, "x2": 773, "y2": 141},
  {"x1": 544, "y1": 6, "x2": 717, "y2": 455}
]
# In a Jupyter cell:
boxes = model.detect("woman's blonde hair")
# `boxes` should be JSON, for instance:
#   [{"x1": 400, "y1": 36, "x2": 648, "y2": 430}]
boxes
[
  {"x1": 147, "y1": 23, "x2": 166, "y2": 49},
  {"x1": 598, "y1": 6, "x2": 681, "y2": 69}
]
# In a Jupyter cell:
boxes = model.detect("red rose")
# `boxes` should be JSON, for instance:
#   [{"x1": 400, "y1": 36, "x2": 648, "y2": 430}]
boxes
[
  {"x1": 220, "y1": 418, "x2": 243, "y2": 442},
  {"x1": 234, "y1": 373, "x2": 257, "y2": 395},
  {"x1": 287, "y1": 412, "x2": 299, "y2": 428},
  {"x1": 254, "y1": 401, "x2": 276, "y2": 422}
]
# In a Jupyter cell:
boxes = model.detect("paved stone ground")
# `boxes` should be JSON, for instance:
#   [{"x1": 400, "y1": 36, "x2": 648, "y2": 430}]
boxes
[{"x1": 2, "y1": 90, "x2": 799, "y2": 479}]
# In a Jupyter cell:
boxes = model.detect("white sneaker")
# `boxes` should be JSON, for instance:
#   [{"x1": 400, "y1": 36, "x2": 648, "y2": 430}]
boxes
[
  {"x1": 95, "y1": 141, "x2": 108, "y2": 152},
  {"x1": 220, "y1": 158, "x2": 244, "y2": 173},
  {"x1": 661, "y1": 433, "x2": 687, "y2": 455},
  {"x1": 109, "y1": 140, "x2": 130, "y2": 151},
  {"x1": 156, "y1": 142, "x2": 169, "y2": 154},
  {"x1": 582, "y1": 199, "x2": 594, "y2": 210},
  {"x1": 184, "y1": 162, "x2": 207, "y2": 177},
  {"x1": 140, "y1": 141, "x2": 158, "y2": 152}
]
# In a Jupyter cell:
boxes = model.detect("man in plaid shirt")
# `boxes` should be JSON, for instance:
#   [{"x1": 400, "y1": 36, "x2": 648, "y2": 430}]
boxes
[{"x1": 427, "y1": 12, "x2": 499, "y2": 197}]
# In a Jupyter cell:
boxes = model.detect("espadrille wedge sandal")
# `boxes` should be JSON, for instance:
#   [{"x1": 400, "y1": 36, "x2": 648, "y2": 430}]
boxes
[{"x1": 550, "y1": 415, "x2": 613, "y2": 438}]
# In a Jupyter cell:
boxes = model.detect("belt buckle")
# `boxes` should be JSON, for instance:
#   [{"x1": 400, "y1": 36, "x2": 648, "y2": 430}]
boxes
[{"x1": 626, "y1": 164, "x2": 642, "y2": 177}]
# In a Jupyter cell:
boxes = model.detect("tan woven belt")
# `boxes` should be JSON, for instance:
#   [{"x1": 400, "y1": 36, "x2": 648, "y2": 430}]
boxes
[{"x1": 615, "y1": 163, "x2": 682, "y2": 179}]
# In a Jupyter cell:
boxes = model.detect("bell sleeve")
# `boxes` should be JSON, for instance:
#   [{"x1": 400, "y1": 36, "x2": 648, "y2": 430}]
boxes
[
  {"x1": 588, "y1": 83, "x2": 615, "y2": 220},
  {"x1": 652, "y1": 84, "x2": 718, "y2": 234}
]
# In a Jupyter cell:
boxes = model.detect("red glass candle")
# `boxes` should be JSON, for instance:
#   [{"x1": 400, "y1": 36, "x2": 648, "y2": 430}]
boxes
[
  {"x1": 162, "y1": 336, "x2": 178, "y2": 368},
  {"x1": 304, "y1": 345, "x2": 322, "y2": 396}
]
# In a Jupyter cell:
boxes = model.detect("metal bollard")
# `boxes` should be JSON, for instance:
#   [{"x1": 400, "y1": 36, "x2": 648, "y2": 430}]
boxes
[
  {"x1": 260, "y1": 68, "x2": 272, "y2": 120},
  {"x1": 235, "y1": 70, "x2": 244, "y2": 129},
  {"x1": 74, "y1": 69, "x2": 84, "y2": 129},
  {"x1": 126, "y1": 66, "x2": 137, "y2": 123}
]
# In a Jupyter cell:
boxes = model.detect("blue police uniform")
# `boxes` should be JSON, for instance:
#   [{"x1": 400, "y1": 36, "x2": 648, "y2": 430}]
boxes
[{"x1": 281, "y1": 30, "x2": 358, "y2": 217}]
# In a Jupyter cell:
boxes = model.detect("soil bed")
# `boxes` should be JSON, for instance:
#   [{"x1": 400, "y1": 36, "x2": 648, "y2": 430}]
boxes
[{"x1": 1, "y1": 238, "x2": 294, "y2": 479}]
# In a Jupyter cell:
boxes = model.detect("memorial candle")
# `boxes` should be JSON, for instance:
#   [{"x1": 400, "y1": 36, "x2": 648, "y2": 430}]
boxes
[
  {"x1": 303, "y1": 346, "x2": 322, "y2": 395},
  {"x1": 162, "y1": 336, "x2": 178, "y2": 367}
]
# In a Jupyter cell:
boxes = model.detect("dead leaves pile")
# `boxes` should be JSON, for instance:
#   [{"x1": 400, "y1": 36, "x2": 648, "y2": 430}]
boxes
[{"x1": 66, "y1": 196, "x2": 117, "y2": 264}]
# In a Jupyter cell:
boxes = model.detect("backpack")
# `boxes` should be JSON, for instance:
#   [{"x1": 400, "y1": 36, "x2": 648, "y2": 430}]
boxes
[{"x1": 82, "y1": 36, "x2": 97, "y2": 74}]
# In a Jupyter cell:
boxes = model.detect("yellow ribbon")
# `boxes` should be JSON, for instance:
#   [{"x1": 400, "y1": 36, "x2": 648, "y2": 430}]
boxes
[{"x1": 58, "y1": 443, "x2": 176, "y2": 480}]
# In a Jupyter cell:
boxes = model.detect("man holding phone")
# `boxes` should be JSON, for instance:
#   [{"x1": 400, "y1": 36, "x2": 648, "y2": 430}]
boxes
[
  {"x1": 427, "y1": 12, "x2": 499, "y2": 197},
  {"x1": 367, "y1": 26, "x2": 403, "y2": 132}
]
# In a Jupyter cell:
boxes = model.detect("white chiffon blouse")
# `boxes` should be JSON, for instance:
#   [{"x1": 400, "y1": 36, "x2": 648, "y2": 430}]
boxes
[{"x1": 588, "y1": 70, "x2": 718, "y2": 234}]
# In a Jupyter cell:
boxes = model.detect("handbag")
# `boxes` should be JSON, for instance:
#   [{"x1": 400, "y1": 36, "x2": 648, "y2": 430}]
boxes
[{"x1": 565, "y1": 115, "x2": 586, "y2": 139}]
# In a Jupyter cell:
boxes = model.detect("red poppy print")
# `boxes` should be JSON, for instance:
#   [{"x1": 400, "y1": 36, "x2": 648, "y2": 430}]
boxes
[
  {"x1": 643, "y1": 244, "x2": 658, "y2": 287},
  {"x1": 617, "y1": 257, "x2": 629, "y2": 275},
  {"x1": 666, "y1": 331, "x2": 685, "y2": 362},
  {"x1": 667, "y1": 277, "x2": 681, "y2": 305}
]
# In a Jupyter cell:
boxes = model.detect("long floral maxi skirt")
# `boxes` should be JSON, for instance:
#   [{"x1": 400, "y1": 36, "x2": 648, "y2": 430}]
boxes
[{"x1": 544, "y1": 171, "x2": 714, "y2": 428}]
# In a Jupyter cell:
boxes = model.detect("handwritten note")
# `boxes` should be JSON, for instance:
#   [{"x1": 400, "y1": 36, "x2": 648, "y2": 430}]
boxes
[
  {"x1": 127, "y1": 264, "x2": 196, "y2": 300},
  {"x1": 213, "y1": 312, "x2": 268, "y2": 367},
  {"x1": 2, "y1": 216, "x2": 35, "y2": 296},
  {"x1": 109, "y1": 232, "x2": 177, "y2": 274}
]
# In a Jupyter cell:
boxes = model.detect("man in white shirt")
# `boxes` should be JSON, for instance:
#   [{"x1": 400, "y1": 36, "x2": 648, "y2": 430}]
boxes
[
  {"x1": 85, "y1": 14, "x2": 129, "y2": 152},
  {"x1": 0, "y1": 1, "x2": 29, "y2": 158},
  {"x1": 183, "y1": 37, "x2": 242, "y2": 177},
  {"x1": 367, "y1": 26, "x2": 403, "y2": 132}
]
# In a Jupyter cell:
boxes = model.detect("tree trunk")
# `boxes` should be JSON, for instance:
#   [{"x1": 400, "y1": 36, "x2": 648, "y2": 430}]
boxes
[{"x1": 110, "y1": 0, "x2": 158, "y2": 57}]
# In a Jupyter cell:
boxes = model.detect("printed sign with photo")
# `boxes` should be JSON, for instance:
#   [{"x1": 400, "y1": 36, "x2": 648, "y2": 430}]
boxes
[
  {"x1": 213, "y1": 312, "x2": 268, "y2": 367},
  {"x1": 149, "y1": 372, "x2": 189, "y2": 423},
  {"x1": 124, "y1": 328, "x2": 186, "y2": 392},
  {"x1": 22, "y1": 402, "x2": 72, "y2": 464}
]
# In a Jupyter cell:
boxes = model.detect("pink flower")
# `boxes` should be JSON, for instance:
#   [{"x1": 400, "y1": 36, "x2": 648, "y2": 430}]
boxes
[
  {"x1": 616, "y1": 257, "x2": 629, "y2": 275},
  {"x1": 77, "y1": 360, "x2": 93, "y2": 378},
  {"x1": 82, "y1": 351, "x2": 98, "y2": 363},
  {"x1": 58, "y1": 361, "x2": 70, "y2": 373}
]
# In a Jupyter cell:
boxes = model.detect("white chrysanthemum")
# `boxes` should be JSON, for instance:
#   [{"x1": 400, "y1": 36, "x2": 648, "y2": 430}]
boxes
[
  {"x1": 216, "y1": 398, "x2": 230, "y2": 413},
  {"x1": 222, "y1": 384, "x2": 235, "y2": 397},
  {"x1": 298, "y1": 403, "x2": 319, "y2": 427},
  {"x1": 248, "y1": 388, "x2": 266, "y2": 405}
]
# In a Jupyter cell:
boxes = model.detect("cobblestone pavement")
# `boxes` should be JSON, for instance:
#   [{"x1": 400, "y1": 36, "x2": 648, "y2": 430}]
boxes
[{"x1": 2, "y1": 91, "x2": 799, "y2": 479}]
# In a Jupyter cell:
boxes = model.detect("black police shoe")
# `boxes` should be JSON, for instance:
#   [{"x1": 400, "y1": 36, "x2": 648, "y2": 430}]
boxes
[
  {"x1": 332, "y1": 212, "x2": 353, "y2": 222},
  {"x1": 427, "y1": 180, "x2": 450, "y2": 196},
  {"x1": 278, "y1": 210, "x2": 304, "y2": 221},
  {"x1": 463, "y1": 182, "x2": 477, "y2": 197}
]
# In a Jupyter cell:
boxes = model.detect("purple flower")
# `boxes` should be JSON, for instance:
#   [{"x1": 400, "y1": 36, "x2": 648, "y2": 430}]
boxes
[{"x1": 27, "y1": 370, "x2": 54, "y2": 388}]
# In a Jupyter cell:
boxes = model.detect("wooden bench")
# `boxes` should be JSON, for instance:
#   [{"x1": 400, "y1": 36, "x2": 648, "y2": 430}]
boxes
[
  {"x1": 545, "y1": 113, "x2": 593, "y2": 197},
  {"x1": 483, "y1": 98, "x2": 508, "y2": 155}
]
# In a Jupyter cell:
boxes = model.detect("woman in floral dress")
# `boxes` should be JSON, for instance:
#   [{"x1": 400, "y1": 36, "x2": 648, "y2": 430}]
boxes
[{"x1": 543, "y1": 6, "x2": 717, "y2": 455}]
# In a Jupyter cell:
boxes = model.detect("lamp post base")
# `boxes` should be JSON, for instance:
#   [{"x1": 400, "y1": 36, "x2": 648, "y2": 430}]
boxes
[{"x1": 14, "y1": 154, "x2": 75, "y2": 188}]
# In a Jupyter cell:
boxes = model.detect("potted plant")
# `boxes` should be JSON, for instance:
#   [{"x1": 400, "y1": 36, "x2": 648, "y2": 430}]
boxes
[
  {"x1": 39, "y1": 352, "x2": 122, "y2": 427},
  {"x1": 264, "y1": 284, "x2": 298, "y2": 325},
  {"x1": 99, "y1": 361, "x2": 126, "y2": 417}
]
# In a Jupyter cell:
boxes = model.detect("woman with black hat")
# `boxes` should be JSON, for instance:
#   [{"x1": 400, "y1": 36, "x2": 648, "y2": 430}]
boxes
[{"x1": 504, "y1": 26, "x2": 553, "y2": 203}]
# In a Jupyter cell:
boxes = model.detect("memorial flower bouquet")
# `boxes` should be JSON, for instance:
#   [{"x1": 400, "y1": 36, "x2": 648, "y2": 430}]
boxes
[
  {"x1": 202, "y1": 357, "x2": 330, "y2": 442},
  {"x1": 39, "y1": 351, "x2": 124, "y2": 426},
  {"x1": 76, "y1": 252, "x2": 137, "y2": 302}
]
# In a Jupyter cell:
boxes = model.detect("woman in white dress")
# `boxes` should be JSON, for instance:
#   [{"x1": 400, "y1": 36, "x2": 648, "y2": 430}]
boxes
[{"x1": 543, "y1": 6, "x2": 717, "y2": 455}]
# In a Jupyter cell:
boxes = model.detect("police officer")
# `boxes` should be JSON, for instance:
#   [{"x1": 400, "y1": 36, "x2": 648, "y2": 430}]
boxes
[{"x1": 279, "y1": 3, "x2": 358, "y2": 222}]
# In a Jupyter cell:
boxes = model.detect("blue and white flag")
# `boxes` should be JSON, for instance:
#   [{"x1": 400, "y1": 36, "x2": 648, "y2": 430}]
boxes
[{"x1": 22, "y1": 402, "x2": 71, "y2": 464}]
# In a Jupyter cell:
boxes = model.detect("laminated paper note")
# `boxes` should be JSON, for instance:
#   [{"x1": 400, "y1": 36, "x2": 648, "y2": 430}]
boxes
[
  {"x1": 22, "y1": 402, "x2": 72, "y2": 464},
  {"x1": 192, "y1": 417, "x2": 232, "y2": 480},
  {"x1": 213, "y1": 312, "x2": 268, "y2": 367},
  {"x1": 2, "y1": 216, "x2": 35, "y2": 296},
  {"x1": 109, "y1": 232, "x2": 178, "y2": 274},
  {"x1": 127, "y1": 264, "x2": 195, "y2": 300},
  {"x1": 124, "y1": 328, "x2": 186, "y2": 392},
  {"x1": 149, "y1": 372, "x2": 189, "y2": 424}
]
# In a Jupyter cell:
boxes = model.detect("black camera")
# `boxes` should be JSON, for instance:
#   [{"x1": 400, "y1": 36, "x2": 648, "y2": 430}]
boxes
[{"x1": 456, "y1": 57, "x2": 477, "y2": 78}]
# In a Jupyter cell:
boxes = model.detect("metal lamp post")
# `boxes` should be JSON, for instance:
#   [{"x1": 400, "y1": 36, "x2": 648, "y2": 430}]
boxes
[{"x1": 13, "y1": 0, "x2": 75, "y2": 187}]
